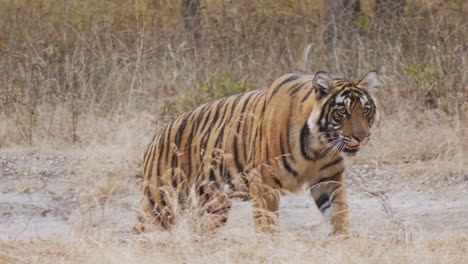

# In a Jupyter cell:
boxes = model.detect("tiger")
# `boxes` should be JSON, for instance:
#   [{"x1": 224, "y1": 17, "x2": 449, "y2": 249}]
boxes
[{"x1": 136, "y1": 70, "x2": 380, "y2": 235}]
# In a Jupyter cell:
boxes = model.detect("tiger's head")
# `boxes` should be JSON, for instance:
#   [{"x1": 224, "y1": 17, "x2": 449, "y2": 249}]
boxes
[{"x1": 309, "y1": 71, "x2": 380, "y2": 156}]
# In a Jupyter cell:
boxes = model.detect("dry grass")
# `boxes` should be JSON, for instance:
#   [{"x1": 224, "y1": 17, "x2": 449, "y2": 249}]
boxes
[
  {"x1": 1, "y1": 0, "x2": 466, "y2": 151},
  {"x1": 356, "y1": 105, "x2": 467, "y2": 179},
  {"x1": 0, "y1": 0, "x2": 467, "y2": 263},
  {"x1": 1, "y1": 231, "x2": 466, "y2": 264}
]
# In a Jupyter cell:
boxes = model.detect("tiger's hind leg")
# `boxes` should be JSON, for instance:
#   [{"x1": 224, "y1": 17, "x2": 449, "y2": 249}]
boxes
[
  {"x1": 310, "y1": 171, "x2": 349, "y2": 235},
  {"x1": 195, "y1": 182, "x2": 232, "y2": 233},
  {"x1": 134, "y1": 200, "x2": 174, "y2": 234},
  {"x1": 133, "y1": 181, "x2": 179, "y2": 233}
]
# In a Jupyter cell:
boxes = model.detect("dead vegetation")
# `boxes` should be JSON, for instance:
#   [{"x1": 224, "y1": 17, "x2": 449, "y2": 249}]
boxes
[
  {"x1": 0, "y1": 0, "x2": 466, "y2": 263},
  {"x1": 1, "y1": 227, "x2": 467, "y2": 264}
]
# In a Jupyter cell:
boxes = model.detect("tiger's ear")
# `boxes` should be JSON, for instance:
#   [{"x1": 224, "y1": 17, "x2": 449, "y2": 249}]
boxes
[
  {"x1": 313, "y1": 71, "x2": 334, "y2": 100},
  {"x1": 360, "y1": 71, "x2": 380, "y2": 90}
]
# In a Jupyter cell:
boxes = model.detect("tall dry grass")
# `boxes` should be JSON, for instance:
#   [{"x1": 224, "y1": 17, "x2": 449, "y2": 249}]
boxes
[
  {"x1": 1, "y1": 228, "x2": 467, "y2": 263},
  {"x1": 1, "y1": 0, "x2": 465, "y2": 178}
]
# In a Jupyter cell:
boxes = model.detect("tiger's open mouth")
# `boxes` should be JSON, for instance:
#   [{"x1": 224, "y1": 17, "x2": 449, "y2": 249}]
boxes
[{"x1": 345, "y1": 143, "x2": 360, "y2": 151}]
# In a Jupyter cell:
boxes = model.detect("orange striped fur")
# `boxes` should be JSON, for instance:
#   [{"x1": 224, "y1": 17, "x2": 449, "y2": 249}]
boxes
[{"x1": 136, "y1": 71, "x2": 380, "y2": 234}]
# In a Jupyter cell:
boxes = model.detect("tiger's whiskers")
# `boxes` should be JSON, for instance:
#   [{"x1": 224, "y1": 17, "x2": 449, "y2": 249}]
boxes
[{"x1": 322, "y1": 137, "x2": 344, "y2": 158}]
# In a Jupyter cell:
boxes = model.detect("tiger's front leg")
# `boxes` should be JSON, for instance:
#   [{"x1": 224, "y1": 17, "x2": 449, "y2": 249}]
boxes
[
  {"x1": 249, "y1": 181, "x2": 280, "y2": 233},
  {"x1": 310, "y1": 171, "x2": 349, "y2": 235}
]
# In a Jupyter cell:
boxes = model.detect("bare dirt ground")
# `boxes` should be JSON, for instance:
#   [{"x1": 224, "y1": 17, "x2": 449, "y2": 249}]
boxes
[{"x1": 1, "y1": 155, "x2": 466, "y2": 242}]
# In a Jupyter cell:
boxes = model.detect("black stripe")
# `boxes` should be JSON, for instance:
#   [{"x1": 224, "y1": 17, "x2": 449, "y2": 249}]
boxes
[
  {"x1": 198, "y1": 103, "x2": 215, "y2": 135},
  {"x1": 301, "y1": 88, "x2": 314, "y2": 102},
  {"x1": 272, "y1": 75, "x2": 301, "y2": 96},
  {"x1": 241, "y1": 123, "x2": 249, "y2": 164},
  {"x1": 341, "y1": 83, "x2": 355, "y2": 89},
  {"x1": 142, "y1": 133, "x2": 158, "y2": 168},
  {"x1": 282, "y1": 156, "x2": 298, "y2": 177},
  {"x1": 171, "y1": 174, "x2": 178, "y2": 188},
  {"x1": 343, "y1": 148, "x2": 359, "y2": 154},
  {"x1": 233, "y1": 137, "x2": 243, "y2": 173},
  {"x1": 156, "y1": 127, "x2": 168, "y2": 176},
  {"x1": 280, "y1": 136, "x2": 298, "y2": 177},
  {"x1": 214, "y1": 128, "x2": 225, "y2": 148},
  {"x1": 288, "y1": 82, "x2": 307, "y2": 95},
  {"x1": 226, "y1": 171, "x2": 236, "y2": 191},
  {"x1": 163, "y1": 121, "x2": 175, "y2": 164},
  {"x1": 254, "y1": 94, "x2": 268, "y2": 161},
  {"x1": 159, "y1": 191, "x2": 166, "y2": 207},
  {"x1": 185, "y1": 109, "x2": 207, "y2": 176},
  {"x1": 200, "y1": 100, "x2": 227, "y2": 151},
  {"x1": 190, "y1": 104, "x2": 212, "y2": 144},
  {"x1": 145, "y1": 132, "x2": 159, "y2": 155},
  {"x1": 174, "y1": 117, "x2": 189, "y2": 148},
  {"x1": 212, "y1": 99, "x2": 233, "y2": 148},
  {"x1": 230, "y1": 93, "x2": 244, "y2": 114},
  {"x1": 259, "y1": 94, "x2": 268, "y2": 116},
  {"x1": 244, "y1": 92, "x2": 264, "y2": 164},
  {"x1": 195, "y1": 104, "x2": 211, "y2": 131},
  {"x1": 249, "y1": 94, "x2": 266, "y2": 162},
  {"x1": 232, "y1": 93, "x2": 256, "y2": 169},
  {"x1": 209, "y1": 100, "x2": 226, "y2": 128},
  {"x1": 185, "y1": 123, "x2": 199, "y2": 179},
  {"x1": 240, "y1": 96, "x2": 256, "y2": 160},
  {"x1": 273, "y1": 177, "x2": 283, "y2": 188},
  {"x1": 319, "y1": 169, "x2": 344, "y2": 183},
  {"x1": 209, "y1": 168, "x2": 217, "y2": 182},
  {"x1": 257, "y1": 124, "x2": 264, "y2": 160},
  {"x1": 197, "y1": 184, "x2": 206, "y2": 197},
  {"x1": 143, "y1": 142, "x2": 156, "y2": 179},
  {"x1": 299, "y1": 123, "x2": 314, "y2": 160},
  {"x1": 218, "y1": 95, "x2": 244, "y2": 164},
  {"x1": 319, "y1": 157, "x2": 343, "y2": 171},
  {"x1": 236, "y1": 92, "x2": 257, "y2": 132},
  {"x1": 286, "y1": 123, "x2": 293, "y2": 160},
  {"x1": 315, "y1": 193, "x2": 329, "y2": 210},
  {"x1": 209, "y1": 152, "x2": 222, "y2": 189},
  {"x1": 286, "y1": 98, "x2": 295, "y2": 162},
  {"x1": 171, "y1": 119, "x2": 188, "y2": 179},
  {"x1": 171, "y1": 152, "x2": 178, "y2": 180},
  {"x1": 219, "y1": 155, "x2": 227, "y2": 181},
  {"x1": 241, "y1": 172, "x2": 250, "y2": 189},
  {"x1": 146, "y1": 188, "x2": 156, "y2": 207},
  {"x1": 317, "y1": 99, "x2": 332, "y2": 131}
]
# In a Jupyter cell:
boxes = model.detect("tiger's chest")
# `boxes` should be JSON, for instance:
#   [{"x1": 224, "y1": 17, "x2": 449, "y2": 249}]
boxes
[{"x1": 275, "y1": 154, "x2": 346, "y2": 193}]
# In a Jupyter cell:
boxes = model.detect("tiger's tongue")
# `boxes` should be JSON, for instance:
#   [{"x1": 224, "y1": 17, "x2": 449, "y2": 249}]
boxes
[{"x1": 346, "y1": 144, "x2": 359, "y2": 150}]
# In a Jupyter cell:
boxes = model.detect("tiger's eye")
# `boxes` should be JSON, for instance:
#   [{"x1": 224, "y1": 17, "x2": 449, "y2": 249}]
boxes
[
  {"x1": 337, "y1": 107, "x2": 347, "y2": 115},
  {"x1": 363, "y1": 107, "x2": 371, "y2": 116}
]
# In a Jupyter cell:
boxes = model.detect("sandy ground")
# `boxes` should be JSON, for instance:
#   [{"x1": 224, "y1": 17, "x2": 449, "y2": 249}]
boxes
[{"x1": 1, "y1": 155, "x2": 466, "y2": 242}]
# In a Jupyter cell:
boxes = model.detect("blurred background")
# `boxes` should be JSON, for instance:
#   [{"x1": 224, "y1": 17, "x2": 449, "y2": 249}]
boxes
[{"x1": 0, "y1": 0, "x2": 466, "y2": 177}]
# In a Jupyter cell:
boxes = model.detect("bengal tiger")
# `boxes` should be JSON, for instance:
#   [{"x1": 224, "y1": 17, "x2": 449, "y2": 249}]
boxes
[{"x1": 136, "y1": 71, "x2": 380, "y2": 235}]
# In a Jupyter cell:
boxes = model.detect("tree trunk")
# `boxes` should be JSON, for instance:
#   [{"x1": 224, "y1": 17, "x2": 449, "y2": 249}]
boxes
[
  {"x1": 324, "y1": 0, "x2": 360, "y2": 46},
  {"x1": 323, "y1": 0, "x2": 361, "y2": 77},
  {"x1": 182, "y1": 0, "x2": 202, "y2": 44}
]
